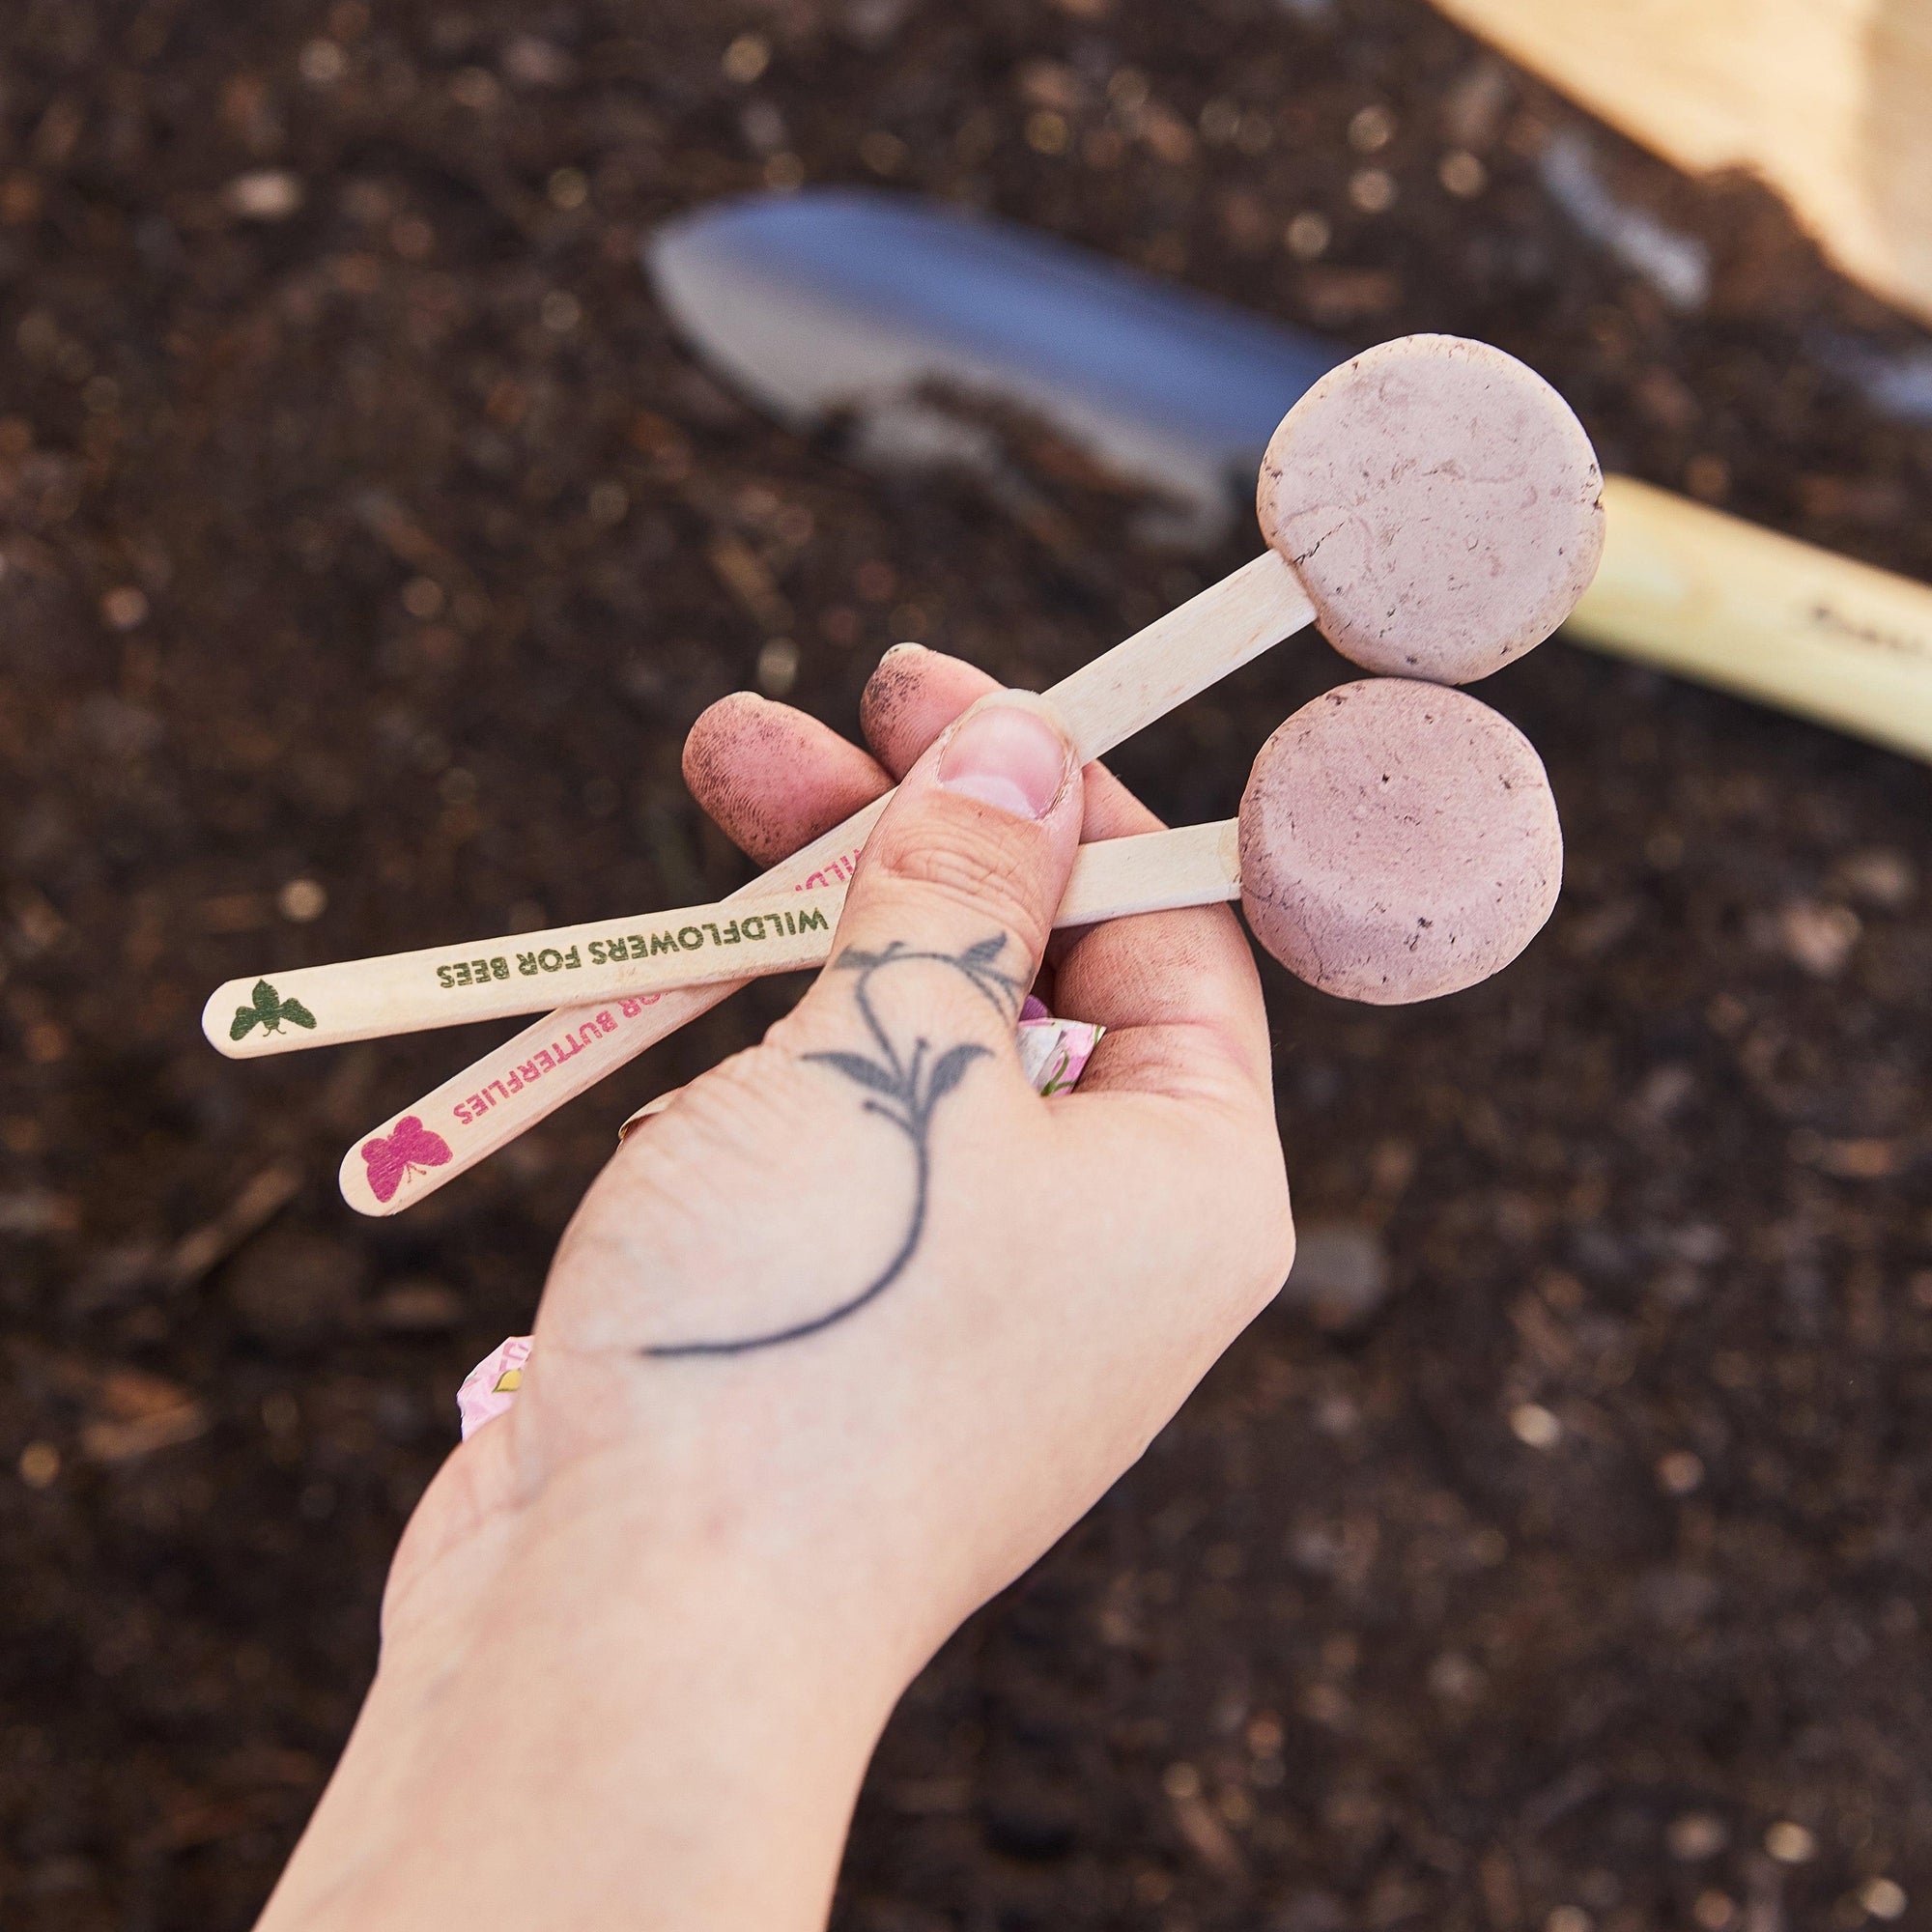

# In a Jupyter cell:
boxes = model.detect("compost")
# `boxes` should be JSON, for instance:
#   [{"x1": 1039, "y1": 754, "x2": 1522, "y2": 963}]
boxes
[{"x1": 2, "y1": 2, "x2": 1928, "y2": 1927}]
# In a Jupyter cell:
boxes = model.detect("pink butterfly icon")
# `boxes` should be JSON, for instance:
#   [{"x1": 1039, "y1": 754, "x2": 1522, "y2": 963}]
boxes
[{"x1": 360, "y1": 1115, "x2": 454, "y2": 1204}]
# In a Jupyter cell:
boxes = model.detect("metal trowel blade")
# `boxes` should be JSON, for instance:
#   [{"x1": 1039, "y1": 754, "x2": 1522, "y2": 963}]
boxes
[{"x1": 645, "y1": 188, "x2": 1345, "y2": 547}]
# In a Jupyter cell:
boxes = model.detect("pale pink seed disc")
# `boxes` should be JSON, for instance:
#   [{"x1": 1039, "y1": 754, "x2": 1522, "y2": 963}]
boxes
[
  {"x1": 1258, "y1": 334, "x2": 1605, "y2": 684},
  {"x1": 1238, "y1": 678, "x2": 1563, "y2": 1004}
]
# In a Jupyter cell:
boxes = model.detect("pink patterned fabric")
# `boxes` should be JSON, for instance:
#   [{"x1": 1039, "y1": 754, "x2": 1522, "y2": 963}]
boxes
[
  {"x1": 1014, "y1": 1006, "x2": 1104, "y2": 1096},
  {"x1": 456, "y1": 1334, "x2": 533, "y2": 1441}
]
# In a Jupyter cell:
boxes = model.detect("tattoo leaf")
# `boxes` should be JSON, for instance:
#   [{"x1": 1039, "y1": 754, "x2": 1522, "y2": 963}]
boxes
[
  {"x1": 923, "y1": 1041, "x2": 990, "y2": 1110},
  {"x1": 962, "y1": 936, "x2": 1008, "y2": 967},
  {"x1": 802, "y1": 1049, "x2": 903, "y2": 1098}
]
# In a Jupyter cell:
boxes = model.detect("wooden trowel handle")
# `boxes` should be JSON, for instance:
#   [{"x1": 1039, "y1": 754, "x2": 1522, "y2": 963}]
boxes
[{"x1": 1572, "y1": 474, "x2": 1932, "y2": 762}]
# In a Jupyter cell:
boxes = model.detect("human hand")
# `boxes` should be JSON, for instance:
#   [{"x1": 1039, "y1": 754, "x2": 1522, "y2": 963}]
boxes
[
  {"x1": 260, "y1": 645, "x2": 1293, "y2": 1932},
  {"x1": 509, "y1": 643, "x2": 1293, "y2": 1632}
]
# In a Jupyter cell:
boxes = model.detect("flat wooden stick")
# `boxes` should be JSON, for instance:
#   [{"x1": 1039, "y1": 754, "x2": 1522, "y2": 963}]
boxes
[
  {"x1": 337, "y1": 551, "x2": 1311, "y2": 1215},
  {"x1": 211, "y1": 822, "x2": 1240, "y2": 1058}
]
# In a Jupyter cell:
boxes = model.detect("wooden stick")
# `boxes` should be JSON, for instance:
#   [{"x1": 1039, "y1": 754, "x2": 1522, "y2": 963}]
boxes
[
  {"x1": 211, "y1": 823, "x2": 1241, "y2": 1058},
  {"x1": 337, "y1": 553, "x2": 1313, "y2": 1216},
  {"x1": 1570, "y1": 475, "x2": 1932, "y2": 764}
]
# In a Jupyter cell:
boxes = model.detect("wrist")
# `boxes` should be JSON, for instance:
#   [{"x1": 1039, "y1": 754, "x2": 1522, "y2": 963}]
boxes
[{"x1": 261, "y1": 1452, "x2": 907, "y2": 1932}]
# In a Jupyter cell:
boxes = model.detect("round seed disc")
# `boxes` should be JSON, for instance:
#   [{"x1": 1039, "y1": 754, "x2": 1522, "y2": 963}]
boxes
[
  {"x1": 1258, "y1": 334, "x2": 1604, "y2": 684},
  {"x1": 1238, "y1": 677, "x2": 1563, "y2": 1004}
]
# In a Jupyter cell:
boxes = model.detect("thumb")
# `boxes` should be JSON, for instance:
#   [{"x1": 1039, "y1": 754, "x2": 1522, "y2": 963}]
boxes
[{"x1": 777, "y1": 690, "x2": 1085, "y2": 1066}]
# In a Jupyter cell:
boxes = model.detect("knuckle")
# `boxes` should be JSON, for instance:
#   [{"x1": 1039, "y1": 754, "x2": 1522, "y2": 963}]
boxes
[
  {"x1": 647, "y1": 1041, "x2": 819, "y2": 1157},
  {"x1": 869, "y1": 819, "x2": 1054, "y2": 953}
]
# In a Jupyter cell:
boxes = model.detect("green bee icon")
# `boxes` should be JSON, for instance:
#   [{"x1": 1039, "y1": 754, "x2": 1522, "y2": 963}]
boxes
[{"x1": 230, "y1": 979, "x2": 318, "y2": 1042}]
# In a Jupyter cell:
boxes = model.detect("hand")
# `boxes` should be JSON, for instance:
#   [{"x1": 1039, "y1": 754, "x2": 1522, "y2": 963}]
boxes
[{"x1": 258, "y1": 646, "x2": 1293, "y2": 1932}]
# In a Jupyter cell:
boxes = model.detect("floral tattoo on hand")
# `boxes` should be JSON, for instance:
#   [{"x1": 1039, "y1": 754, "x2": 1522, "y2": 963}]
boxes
[{"x1": 642, "y1": 935, "x2": 1022, "y2": 1358}]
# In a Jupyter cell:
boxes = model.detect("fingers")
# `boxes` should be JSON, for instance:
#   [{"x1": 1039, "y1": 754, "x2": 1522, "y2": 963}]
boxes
[
  {"x1": 684, "y1": 652, "x2": 1273, "y2": 1117},
  {"x1": 860, "y1": 644, "x2": 1002, "y2": 776},
  {"x1": 776, "y1": 692, "x2": 1085, "y2": 1065},
  {"x1": 856, "y1": 648, "x2": 1270, "y2": 1111},
  {"x1": 1051, "y1": 755, "x2": 1273, "y2": 1111},
  {"x1": 1036, "y1": 734, "x2": 1275, "y2": 1118},
  {"x1": 681, "y1": 649, "x2": 996, "y2": 867},
  {"x1": 682, "y1": 693, "x2": 892, "y2": 866},
  {"x1": 1054, "y1": 905, "x2": 1273, "y2": 1113}
]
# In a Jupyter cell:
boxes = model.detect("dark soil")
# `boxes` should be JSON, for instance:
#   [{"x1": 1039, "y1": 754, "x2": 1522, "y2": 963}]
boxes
[{"x1": 3, "y1": 3, "x2": 1930, "y2": 1929}]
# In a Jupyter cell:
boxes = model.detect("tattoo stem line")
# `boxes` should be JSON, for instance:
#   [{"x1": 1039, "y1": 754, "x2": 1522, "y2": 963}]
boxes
[{"x1": 642, "y1": 937, "x2": 1020, "y2": 1359}]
